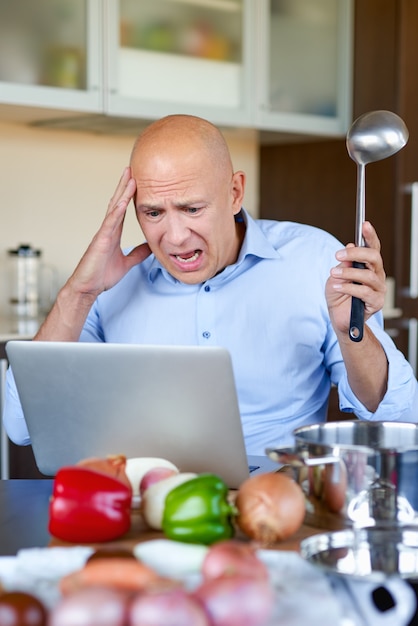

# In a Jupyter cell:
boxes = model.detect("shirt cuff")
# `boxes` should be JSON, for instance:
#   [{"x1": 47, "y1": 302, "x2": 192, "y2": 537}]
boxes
[{"x1": 338, "y1": 350, "x2": 418, "y2": 423}]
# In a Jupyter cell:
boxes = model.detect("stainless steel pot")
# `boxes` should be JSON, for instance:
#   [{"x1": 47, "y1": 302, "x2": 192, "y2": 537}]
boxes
[
  {"x1": 301, "y1": 527, "x2": 418, "y2": 625},
  {"x1": 267, "y1": 421, "x2": 418, "y2": 529}
]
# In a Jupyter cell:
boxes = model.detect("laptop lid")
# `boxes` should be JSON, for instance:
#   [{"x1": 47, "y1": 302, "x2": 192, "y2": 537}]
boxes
[{"x1": 6, "y1": 341, "x2": 278, "y2": 488}]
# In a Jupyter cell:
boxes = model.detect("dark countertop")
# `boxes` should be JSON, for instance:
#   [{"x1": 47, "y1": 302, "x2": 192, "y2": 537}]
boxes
[{"x1": 0, "y1": 480, "x2": 52, "y2": 555}]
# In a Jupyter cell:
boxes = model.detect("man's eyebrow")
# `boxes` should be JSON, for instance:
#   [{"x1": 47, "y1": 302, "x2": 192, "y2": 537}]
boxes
[
  {"x1": 137, "y1": 199, "x2": 203, "y2": 210},
  {"x1": 136, "y1": 202, "x2": 170, "y2": 212}
]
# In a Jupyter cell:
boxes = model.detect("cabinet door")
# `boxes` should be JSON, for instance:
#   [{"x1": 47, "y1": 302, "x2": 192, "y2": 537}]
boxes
[
  {"x1": 0, "y1": 0, "x2": 102, "y2": 114},
  {"x1": 256, "y1": 0, "x2": 353, "y2": 137},
  {"x1": 105, "y1": 0, "x2": 254, "y2": 127}
]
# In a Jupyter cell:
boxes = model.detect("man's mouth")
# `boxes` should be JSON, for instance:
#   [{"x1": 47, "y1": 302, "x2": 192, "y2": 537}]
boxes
[{"x1": 174, "y1": 250, "x2": 201, "y2": 264}]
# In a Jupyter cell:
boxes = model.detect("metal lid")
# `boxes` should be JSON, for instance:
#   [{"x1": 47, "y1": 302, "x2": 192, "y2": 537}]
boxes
[
  {"x1": 8, "y1": 244, "x2": 41, "y2": 257},
  {"x1": 301, "y1": 526, "x2": 418, "y2": 582}
]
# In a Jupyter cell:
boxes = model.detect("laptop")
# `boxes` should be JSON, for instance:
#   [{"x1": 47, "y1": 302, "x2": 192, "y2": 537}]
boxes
[{"x1": 5, "y1": 341, "x2": 279, "y2": 488}]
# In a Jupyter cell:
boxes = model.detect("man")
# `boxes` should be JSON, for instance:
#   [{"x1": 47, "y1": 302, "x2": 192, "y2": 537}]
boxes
[{"x1": 3, "y1": 115, "x2": 418, "y2": 454}]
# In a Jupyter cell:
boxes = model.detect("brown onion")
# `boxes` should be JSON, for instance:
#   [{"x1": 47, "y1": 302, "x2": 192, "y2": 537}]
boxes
[
  {"x1": 76, "y1": 454, "x2": 131, "y2": 490},
  {"x1": 235, "y1": 472, "x2": 305, "y2": 545}
]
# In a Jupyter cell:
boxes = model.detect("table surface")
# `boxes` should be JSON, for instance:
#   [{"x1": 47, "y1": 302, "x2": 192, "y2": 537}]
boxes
[
  {"x1": 0, "y1": 479, "x2": 326, "y2": 557},
  {"x1": 0, "y1": 480, "x2": 52, "y2": 554},
  {"x1": 2, "y1": 480, "x2": 418, "y2": 626}
]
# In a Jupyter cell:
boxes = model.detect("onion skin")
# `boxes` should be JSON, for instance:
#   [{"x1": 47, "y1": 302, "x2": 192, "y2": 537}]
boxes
[
  {"x1": 201, "y1": 540, "x2": 269, "y2": 581},
  {"x1": 235, "y1": 473, "x2": 306, "y2": 545},
  {"x1": 0, "y1": 591, "x2": 47, "y2": 626},
  {"x1": 126, "y1": 458, "x2": 179, "y2": 497},
  {"x1": 48, "y1": 587, "x2": 129, "y2": 626},
  {"x1": 139, "y1": 467, "x2": 179, "y2": 496},
  {"x1": 140, "y1": 472, "x2": 197, "y2": 530},
  {"x1": 129, "y1": 588, "x2": 210, "y2": 626},
  {"x1": 76, "y1": 455, "x2": 132, "y2": 491},
  {"x1": 193, "y1": 575, "x2": 274, "y2": 626}
]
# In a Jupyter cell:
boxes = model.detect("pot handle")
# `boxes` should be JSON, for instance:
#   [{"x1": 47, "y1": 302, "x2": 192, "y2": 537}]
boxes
[
  {"x1": 340, "y1": 576, "x2": 416, "y2": 626},
  {"x1": 266, "y1": 447, "x2": 340, "y2": 467}
]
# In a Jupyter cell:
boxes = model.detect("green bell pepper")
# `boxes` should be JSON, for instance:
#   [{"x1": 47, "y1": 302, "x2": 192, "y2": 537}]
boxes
[{"x1": 161, "y1": 473, "x2": 237, "y2": 545}]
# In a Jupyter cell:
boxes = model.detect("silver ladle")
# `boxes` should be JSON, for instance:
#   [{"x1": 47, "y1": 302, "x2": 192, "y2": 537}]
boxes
[{"x1": 346, "y1": 110, "x2": 409, "y2": 342}]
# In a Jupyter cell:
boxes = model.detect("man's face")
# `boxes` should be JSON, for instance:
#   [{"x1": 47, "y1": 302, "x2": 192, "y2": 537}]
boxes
[{"x1": 131, "y1": 146, "x2": 245, "y2": 284}]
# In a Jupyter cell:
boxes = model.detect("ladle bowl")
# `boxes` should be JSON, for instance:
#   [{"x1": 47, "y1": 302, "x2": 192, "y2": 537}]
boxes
[
  {"x1": 346, "y1": 110, "x2": 409, "y2": 167},
  {"x1": 345, "y1": 110, "x2": 409, "y2": 342}
]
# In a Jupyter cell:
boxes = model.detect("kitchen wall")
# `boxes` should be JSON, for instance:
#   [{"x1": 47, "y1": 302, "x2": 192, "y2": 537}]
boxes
[{"x1": 0, "y1": 120, "x2": 259, "y2": 317}]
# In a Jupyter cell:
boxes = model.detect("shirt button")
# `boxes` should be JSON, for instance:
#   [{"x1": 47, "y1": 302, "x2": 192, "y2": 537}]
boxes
[
  {"x1": 202, "y1": 331, "x2": 211, "y2": 339},
  {"x1": 204, "y1": 285, "x2": 211, "y2": 292}
]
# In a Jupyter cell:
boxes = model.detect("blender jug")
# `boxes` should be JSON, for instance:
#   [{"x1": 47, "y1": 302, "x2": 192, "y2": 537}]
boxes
[{"x1": 8, "y1": 244, "x2": 41, "y2": 319}]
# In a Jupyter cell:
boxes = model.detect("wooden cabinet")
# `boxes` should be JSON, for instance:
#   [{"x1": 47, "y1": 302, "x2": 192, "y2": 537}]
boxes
[
  {"x1": 259, "y1": 0, "x2": 405, "y2": 290},
  {"x1": 0, "y1": 0, "x2": 354, "y2": 137},
  {"x1": 259, "y1": 0, "x2": 418, "y2": 419}
]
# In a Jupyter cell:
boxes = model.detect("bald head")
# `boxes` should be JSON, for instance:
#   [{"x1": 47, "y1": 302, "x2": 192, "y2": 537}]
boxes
[
  {"x1": 130, "y1": 114, "x2": 234, "y2": 178},
  {"x1": 128, "y1": 114, "x2": 246, "y2": 284}
]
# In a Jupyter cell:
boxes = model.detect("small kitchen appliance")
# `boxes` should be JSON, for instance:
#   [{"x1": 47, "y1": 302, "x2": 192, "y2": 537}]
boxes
[{"x1": 7, "y1": 244, "x2": 57, "y2": 320}]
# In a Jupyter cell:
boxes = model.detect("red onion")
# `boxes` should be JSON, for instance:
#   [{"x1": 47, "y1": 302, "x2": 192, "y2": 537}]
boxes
[
  {"x1": 201, "y1": 540, "x2": 269, "y2": 581},
  {"x1": 129, "y1": 587, "x2": 210, "y2": 626},
  {"x1": 194, "y1": 575, "x2": 274, "y2": 626}
]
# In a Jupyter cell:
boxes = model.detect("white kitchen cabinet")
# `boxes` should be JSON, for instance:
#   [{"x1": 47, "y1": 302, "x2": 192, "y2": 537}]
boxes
[
  {"x1": 0, "y1": 0, "x2": 102, "y2": 114},
  {"x1": 256, "y1": 0, "x2": 353, "y2": 136},
  {"x1": 104, "y1": 0, "x2": 254, "y2": 128},
  {"x1": 0, "y1": 0, "x2": 353, "y2": 137}
]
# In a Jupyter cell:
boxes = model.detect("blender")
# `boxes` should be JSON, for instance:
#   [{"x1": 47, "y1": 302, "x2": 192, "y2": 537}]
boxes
[{"x1": 8, "y1": 244, "x2": 42, "y2": 320}]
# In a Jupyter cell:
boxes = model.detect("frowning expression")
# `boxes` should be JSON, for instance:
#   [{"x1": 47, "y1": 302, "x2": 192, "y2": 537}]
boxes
[{"x1": 131, "y1": 144, "x2": 245, "y2": 285}]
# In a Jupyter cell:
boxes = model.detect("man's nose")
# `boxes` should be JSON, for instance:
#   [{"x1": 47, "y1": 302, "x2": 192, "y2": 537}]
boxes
[{"x1": 165, "y1": 215, "x2": 189, "y2": 246}]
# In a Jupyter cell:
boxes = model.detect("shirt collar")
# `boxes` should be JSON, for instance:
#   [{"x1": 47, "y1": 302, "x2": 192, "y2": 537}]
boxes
[
  {"x1": 236, "y1": 209, "x2": 281, "y2": 263},
  {"x1": 147, "y1": 208, "x2": 280, "y2": 284}
]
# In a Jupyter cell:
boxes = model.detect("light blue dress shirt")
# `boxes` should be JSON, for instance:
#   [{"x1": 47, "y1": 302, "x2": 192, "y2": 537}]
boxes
[{"x1": 4, "y1": 210, "x2": 418, "y2": 453}]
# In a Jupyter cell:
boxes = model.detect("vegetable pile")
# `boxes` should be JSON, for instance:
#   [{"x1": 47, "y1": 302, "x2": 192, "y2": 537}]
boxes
[
  {"x1": 48, "y1": 454, "x2": 306, "y2": 547},
  {"x1": 1, "y1": 456, "x2": 308, "y2": 625},
  {"x1": 49, "y1": 539, "x2": 275, "y2": 626},
  {"x1": 0, "y1": 540, "x2": 276, "y2": 626}
]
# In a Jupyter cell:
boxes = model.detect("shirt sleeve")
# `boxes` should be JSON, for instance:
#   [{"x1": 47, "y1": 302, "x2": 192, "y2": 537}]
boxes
[
  {"x1": 79, "y1": 300, "x2": 105, "y2": 343},
  {"x1": 337, "y1": 320, "x2": 418, "y2": 422},
  {"x1": 2, "y1": 366, "x2": 31, "y2": 446}
]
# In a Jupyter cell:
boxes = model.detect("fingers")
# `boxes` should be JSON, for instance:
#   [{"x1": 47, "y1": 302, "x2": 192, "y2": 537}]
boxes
[
  {"x1": 335, "y1": 221, "x2": 384, "y2": 276},
  {"x1": 362, "y1": 221, "x2": 381, "y2": 251},
  {"x1": 106, "y1": 167, "x2": 136, "y2": 217},
  {"x1": 335, "y1": 244, "x2": 384, "y2": 275},
  {"x1": 330, "y1": 229, "x2": 386, "y2": 316},
  {"x1": 99, "y1": 168, "x2": 136, "y2": 245},
  {"x1": 329, "y1": 222, "x2": 386, "y2": 311}
]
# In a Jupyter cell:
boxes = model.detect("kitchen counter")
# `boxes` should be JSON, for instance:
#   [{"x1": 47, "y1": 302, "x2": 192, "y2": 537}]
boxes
[
  {"x1": 0, "y1": 479, "x2": 324, "y2": 556},
  {"x1": 1, "y1": 480, "x2": 418, "y2": 625},
  {"x1": 0, "y1": 480, "x2": 52, "y2": 554},
  {"x1": 0, "y1": 315, "x2": 43, "y2": 346},
  {"x1": 0, "y1": 318, "x2": 45, "y2": 479}
]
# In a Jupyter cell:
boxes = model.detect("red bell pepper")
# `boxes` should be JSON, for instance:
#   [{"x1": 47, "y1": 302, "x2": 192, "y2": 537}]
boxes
[{"x1": 48, "y1": 466, "x2": 132, "y2": 543}]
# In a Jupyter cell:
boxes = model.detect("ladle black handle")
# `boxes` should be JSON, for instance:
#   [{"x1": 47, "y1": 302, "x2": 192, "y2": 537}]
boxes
[{"x1": 349, "y1": 261, "x2": 366, "y2": 342}]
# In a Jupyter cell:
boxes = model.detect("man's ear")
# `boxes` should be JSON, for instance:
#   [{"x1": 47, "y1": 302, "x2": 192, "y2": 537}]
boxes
[{"x1": 231, "y1": 170, "x2": 246, "y2": 214}]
